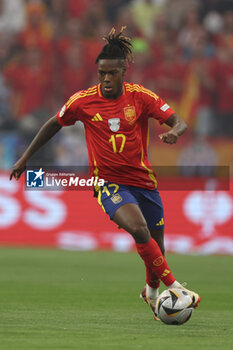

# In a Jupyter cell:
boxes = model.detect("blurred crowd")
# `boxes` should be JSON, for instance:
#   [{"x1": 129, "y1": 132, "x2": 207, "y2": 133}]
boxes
[{"x1": 0, "y1": 0, "x2": 233, "y2": 169}]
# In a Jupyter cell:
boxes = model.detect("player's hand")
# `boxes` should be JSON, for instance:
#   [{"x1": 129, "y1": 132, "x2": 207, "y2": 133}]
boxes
[
  {"x1": 158, "y1": 130, "x2": 178, "y2": 144},
  {"x1": 9, "y1": 157, "x2": 27, "y2": 181}
]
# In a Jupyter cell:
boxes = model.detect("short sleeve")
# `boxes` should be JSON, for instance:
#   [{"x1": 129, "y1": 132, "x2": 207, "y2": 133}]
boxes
[
  {"x1": 142, "y1": 91, "x2": 175, "y2": 124},
  {"x1": 56, "y1": 92, "x2": 82, "y2": 126}
]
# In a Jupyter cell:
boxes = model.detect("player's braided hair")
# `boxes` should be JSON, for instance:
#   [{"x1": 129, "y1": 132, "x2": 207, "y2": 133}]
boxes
[{"x1": 95, "y1": 26, "x2": 134, "y2": 65}]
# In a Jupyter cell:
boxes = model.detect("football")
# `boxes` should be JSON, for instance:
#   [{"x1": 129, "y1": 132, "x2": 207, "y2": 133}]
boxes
[{"x1": 156, "y1": 288, "x2": 194, "y2": 325}]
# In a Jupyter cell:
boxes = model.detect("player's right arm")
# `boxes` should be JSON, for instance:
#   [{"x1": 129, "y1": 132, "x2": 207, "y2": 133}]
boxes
[{"x1": 10, "y1": 116, "x2": 62, "y2": 180}]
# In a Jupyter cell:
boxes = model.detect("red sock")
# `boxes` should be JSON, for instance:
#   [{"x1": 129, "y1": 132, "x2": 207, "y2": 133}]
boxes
[
  {"x1": 145, "y1": 266, "x2": 161, "y2": 289},
  {"x1": 145, "y1": 239, "x2": 161, "y2": 288},
  {"x1": 136, "y1": 238, "x2": 175, "y2": 287}
]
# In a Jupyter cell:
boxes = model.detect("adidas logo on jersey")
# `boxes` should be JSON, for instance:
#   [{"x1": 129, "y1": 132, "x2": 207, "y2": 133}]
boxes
[
  {"x1": 156, "y1": 218, "x2": 164, "y2": 226},
  {"x1": 91, "y1": 113, "x2": 103, "y2": 121}
]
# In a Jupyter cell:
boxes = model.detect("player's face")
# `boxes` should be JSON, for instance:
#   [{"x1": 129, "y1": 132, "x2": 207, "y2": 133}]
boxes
[{"x1": 97, "y1": 59, "x2": 125, "y2": 99}]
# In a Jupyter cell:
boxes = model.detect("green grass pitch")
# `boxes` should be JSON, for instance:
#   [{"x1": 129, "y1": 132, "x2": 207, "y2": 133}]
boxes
[{"x1": 0, "y1": 248, "x2": 232, "y2": 350}]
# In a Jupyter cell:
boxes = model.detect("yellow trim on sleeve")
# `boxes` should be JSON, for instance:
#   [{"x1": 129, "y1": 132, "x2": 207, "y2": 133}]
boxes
[
  {"x1": 67, "y1": 87, "x2": 98, "y2": 108},
  {"x1": 125, "y1": 83, "x2": 159, "y2": 100}
]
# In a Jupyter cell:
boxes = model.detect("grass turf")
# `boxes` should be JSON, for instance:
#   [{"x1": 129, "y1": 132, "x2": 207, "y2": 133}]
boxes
[{"x1": 0, "y1": 248, "x2": 232, "y2": 350}]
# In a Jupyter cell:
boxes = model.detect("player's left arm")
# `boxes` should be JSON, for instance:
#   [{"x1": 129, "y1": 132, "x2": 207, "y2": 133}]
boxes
[{"x1": 159, "y1": 113, "x2": 187, "y2": 144}]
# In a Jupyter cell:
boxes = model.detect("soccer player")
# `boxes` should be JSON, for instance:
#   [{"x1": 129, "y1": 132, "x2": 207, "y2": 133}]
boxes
[{"x1": 10, "y1": 27, "x2": 201, "y2": 320}]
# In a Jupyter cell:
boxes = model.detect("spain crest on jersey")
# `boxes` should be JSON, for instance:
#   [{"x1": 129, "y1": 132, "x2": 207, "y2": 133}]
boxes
[
  {"x1": 124, "y1": 106, "x2": 136, "y2": 125},
  {"x1": 108, "y1": 118, "x2": 120, "y2": 132}
]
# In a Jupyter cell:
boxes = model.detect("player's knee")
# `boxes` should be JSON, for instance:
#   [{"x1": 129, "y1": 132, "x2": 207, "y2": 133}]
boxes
[{"x1": 129, "y1": 222, "x2": 150, "y2": 243}]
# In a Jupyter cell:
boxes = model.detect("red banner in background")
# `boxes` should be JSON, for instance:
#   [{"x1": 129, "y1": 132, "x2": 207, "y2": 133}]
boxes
[{"x1": 0, "y1": 173, "x2": 232, "y2": 254}]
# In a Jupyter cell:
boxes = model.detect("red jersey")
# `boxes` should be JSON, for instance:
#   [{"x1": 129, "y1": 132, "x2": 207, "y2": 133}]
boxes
[{"x1": 56, "y1": 82, "x2": 175, "y2": 190}]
